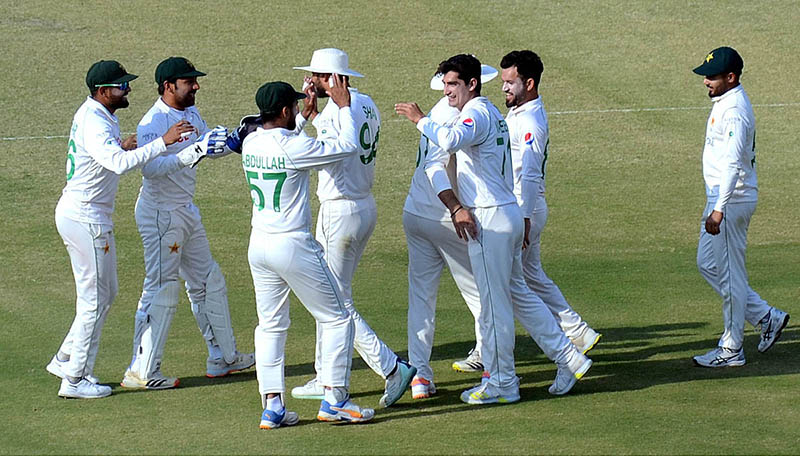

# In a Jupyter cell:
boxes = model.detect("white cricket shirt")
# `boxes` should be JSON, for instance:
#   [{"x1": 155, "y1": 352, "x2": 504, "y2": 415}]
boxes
[
  {"x1": 242, "y1": 107, "x2": 359, "y2": 234},
  {"x1": 702, "y1": 85, "x2": 757, "y2": 212},
  {"x1": 297, "y1": 88, "x2": 379, "y2": 202},
  {"x1": 403, "y1": 97, "x2": 459, "y2": 221},
  {"x1": 506, "y1": 96, "x2": 549, "y2": 218},
  {"x1": 137, "y1": 98, "x2": 209, "y2": 210},
  {"x1": 417, "y1": 96, "x2": 515, "y2": 209},
  {"x1": 57, "y1": 96, "x2": 166, "y2": 225}
]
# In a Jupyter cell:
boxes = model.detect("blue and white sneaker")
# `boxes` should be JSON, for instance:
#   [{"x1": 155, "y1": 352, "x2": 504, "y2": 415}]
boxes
[
  {"x1": 379, "y1": 359, "x2": 417, "y2": 408},
  {"x1": 259, "y1": 407, "x2": 299, "y2": 430},
  {"x1": 318, "y1": 398, "x2": 375, "y2": 423},
  {"x1": 758, "y1": 308, "x2": 789, "y2": 353},
  {"x1": 693, "y1": 347, "x2": 746, "y2": 367}
]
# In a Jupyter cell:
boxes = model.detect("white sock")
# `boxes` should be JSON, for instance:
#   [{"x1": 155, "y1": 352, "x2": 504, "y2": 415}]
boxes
[
  {"x1": 324, "y1": 387, "x2": 348, "y2": 404},
  {"x1": 266, "y1": 395, "x2": 283, "y2": 412}
]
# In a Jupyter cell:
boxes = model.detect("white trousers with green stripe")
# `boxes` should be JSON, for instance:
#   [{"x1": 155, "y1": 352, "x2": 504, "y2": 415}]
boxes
[
  {"x1": 248, "y1": 229, "x2": 355, "y2": 395},
  {"x1": 469, "y1": 203, "x2": 576, "y2": 389},
  {"x1": 54, "y1": 206, "x2": 117, "y2": 380},
  {"x1": 697, "y1": 200, "x2": 769, "y2": 350}
]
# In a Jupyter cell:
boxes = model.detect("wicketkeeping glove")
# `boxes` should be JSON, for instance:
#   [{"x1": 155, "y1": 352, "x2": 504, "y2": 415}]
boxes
[
  {"x1": 176, "y1": 126, "x2": 228, "y2": 168},
  {"x1": 225, "y1": 114, "x2": 262, "y2": 154}
]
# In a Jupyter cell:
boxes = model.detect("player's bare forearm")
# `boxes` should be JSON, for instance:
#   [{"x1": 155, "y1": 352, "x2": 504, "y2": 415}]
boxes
[
  {"x1": 394, "y1": 102, "x2": 424, "y2": 124},
  {"x1": 438, "y1": 189, "x2": 477, "y2": 240}
]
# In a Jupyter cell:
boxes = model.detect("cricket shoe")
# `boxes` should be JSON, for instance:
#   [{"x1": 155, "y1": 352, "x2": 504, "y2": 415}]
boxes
[
  {"x1": 411, "y1": 376, "x2": 436, "y2": 399},
  {"x1": 46, "y1": 356, "x2": 99, "y2": 384},
  {"x1": 379, "y1": 359, "x2": 417, "y2": 408},
  {"x1": 206, "y1": 351, "x2": 256, "y2": 378},
  {"x1": 318, "y1": 398, "x2": 375, "y2": 423},
  {"x1": 693, "y1": 347, "x2": 745, "y2": 367},
  {"x1": 549, "y1": 353, "x2": 592, "y2": 395},
  {"x1": 58, "y1": 378, "x2": 111, "y2": 399},
  {"x1": 460, "y1": 375, "x2": 520, "y2": 405},
  {"x1": 291, "y1": 377, "x2": 325, "y2": 400},
  {"x1": 259, "y1": 407, "x2": 299, "y2": 430},
  {"x1": 758, "y1": 308, "x2": 790, "y2": 353},
  {"x1": 121, "y1": 369, "x2": 179, "y2": 390},
  {"x1": 452, "y1": 348, "x2": 483, "y2": 373},
  {"x1": 570, "y1": 327, "x2": 602, "y2": 355}
]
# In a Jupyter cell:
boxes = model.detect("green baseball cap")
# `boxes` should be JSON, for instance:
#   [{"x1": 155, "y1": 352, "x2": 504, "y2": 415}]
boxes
[
  {"x1": 155, "y1": 57, "x2": 206, "y2": 86},
  {"x1": 693, "y1": 46, "x2": 744, "y2": 76},
  {"x1": 255, "y1": 81, "x2": 306, "y2": 115},
  {"x1": 86, "y1": 60, "x2": 138, "y2": 89}
]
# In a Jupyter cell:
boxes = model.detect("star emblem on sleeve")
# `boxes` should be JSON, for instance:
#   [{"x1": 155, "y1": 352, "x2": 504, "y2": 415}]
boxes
[
  {"x1": 169, "y1": 242, "x2": 180, "y2": 253},
  {"x1": 103, "y1": 242, "x2": 110, "y2": 254}
]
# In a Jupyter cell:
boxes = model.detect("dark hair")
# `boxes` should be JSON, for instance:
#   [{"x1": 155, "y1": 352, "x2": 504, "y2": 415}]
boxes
[
  {"x1": 259, "y1": 110, "x2": 283, "y2": 122},
  {"x1": 90, "y1": 87, "x2": 99, "y2": 97},
  {"x1": 157, "y1": 78, "x2": 177, "y2": 95},
  {"x1": 501, "y1": 50, "x2": 544, "y2": 89},
  {"x1": 437, "y1": 54, "x2": 481, "y2": 94}
]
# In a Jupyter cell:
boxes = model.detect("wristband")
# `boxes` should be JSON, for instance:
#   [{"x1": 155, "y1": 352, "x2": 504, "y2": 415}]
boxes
[{"x1": 451, "y1": 206, "x2": 463, "y2": 217}]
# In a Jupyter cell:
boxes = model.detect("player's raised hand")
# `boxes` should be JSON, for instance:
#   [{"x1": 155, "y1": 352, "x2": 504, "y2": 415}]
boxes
[
  {"x1": 394, "y1": 102, "x2": 424, "y2": 124},
  {"x1": 121, "y1": 134, "x2": 137, "y2": 150},
  {"x1": 327, "y1": 74, "x2": 351, "y2": 108},
  {"x1": 302, "y1": 77, "x2": 318, "y2": 120},
  {"x1": 162, "y1": 120, "x2": 195, "y2": 145}
]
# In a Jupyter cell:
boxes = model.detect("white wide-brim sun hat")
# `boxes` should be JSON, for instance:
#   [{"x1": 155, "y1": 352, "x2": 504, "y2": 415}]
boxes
[
  {"x1": 430, "y1": 64, "x2": 499, "y2": 90},
  {"x1": 293, "y1": 48, "x2": 364, "y2": 78}
]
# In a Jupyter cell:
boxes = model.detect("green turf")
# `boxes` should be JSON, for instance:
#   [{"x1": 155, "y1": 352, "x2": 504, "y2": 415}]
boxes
[{"x1": 1, "y1": 1, "x2": 799, "y2": 454}]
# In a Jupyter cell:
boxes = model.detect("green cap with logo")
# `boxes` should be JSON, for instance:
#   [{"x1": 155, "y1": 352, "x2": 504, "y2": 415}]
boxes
[
  {"x1": 86, "y1": 60, "x2": 138, "y2": 89},
  {"x1": 693, "y1": 46, "x2": 744, "y2": 76},
  {"x1": 255, "y1": 81, "x2": 306, "y2": 115},
  {"x1": 155, "y1": 57, "x2": 206, "y2": 86}
]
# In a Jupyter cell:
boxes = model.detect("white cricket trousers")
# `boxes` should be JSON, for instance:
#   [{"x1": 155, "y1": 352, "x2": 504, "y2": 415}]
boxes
[
  {"x1": 470, "y1": 204, "x2": 576, "y2": 389},
  {"x1": 314, "y1": 195, "x2": 397, "y2": 378},
  {"x1": 135, "y1": 199, "x2": 218, "y2": 333},
  {"x1": 248, "y1": 229, "x2": 354, "y2": 394},
  {"x1": 403, "y1": 210, "x2": 482, "y2": 382},
  {"x1": 697, "y1": 200, "x2": 769, "y2": 350},
  {"x1": 522, "y1": 201, "x2": 588, "y2": 339},
  {"x1": 54, "y1": 206, "x2": 117, "y2": 379}
]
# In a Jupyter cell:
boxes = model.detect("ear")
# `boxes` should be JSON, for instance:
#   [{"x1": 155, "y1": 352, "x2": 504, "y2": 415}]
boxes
[
  {"x1": 468, "y1": 78, "x2": 478, "y2": 92},
  {"x1": 525, "y1": 78, "x2": 537, "y2": 92}
]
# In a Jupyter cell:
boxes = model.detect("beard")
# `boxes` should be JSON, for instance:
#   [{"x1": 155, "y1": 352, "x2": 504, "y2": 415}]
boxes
[
  {"x1": 286, "y1": 116, "x2": 297, "y2": 131},
  {"x1": 109, "y1": 97, "x2": 129, "y2": 110}
]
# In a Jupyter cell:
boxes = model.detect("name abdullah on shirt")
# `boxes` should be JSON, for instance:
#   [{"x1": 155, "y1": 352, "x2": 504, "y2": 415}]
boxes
[{"x1": 243, "y1": 154, "x2": 286, "y2": 170}]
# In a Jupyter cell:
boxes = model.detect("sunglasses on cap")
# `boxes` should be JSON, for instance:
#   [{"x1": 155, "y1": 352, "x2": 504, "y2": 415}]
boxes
[{"x1": 95, "y1": 81, "x2": 130, "y2": 90}]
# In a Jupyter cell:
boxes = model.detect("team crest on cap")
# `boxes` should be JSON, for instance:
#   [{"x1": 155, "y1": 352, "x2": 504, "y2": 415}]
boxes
[
  {"x1": 524, "y1": 132, "x2": 534, "y2": 145},
  {"x1": 705, "y1": 52, "x2": 714, "y2": 62},
  {"x1": 462, "y1": 118, "x2": 474, "y2": 128}
]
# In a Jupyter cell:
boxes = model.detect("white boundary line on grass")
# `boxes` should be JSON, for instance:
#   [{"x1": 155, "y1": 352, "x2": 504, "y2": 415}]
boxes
[{"x1": 3, "y1": 102, "x2": 799, "y2": 141}]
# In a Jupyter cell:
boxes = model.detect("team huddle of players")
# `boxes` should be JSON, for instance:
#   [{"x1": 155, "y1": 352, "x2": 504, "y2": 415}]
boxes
[{"x1": 50, "y1": 46, "x2": 788, "y2": 430}]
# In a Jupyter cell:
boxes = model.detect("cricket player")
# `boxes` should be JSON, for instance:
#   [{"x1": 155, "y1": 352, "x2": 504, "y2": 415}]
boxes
[
  {"x1": 396, "y1": 54, "x2": 591, "y2": 404},
  {"x1": 243, "y1": 80, "x2": 374, "y2": 429},
  {"x1": 403, "y1": 66, "x2": 500, "y2": 399},
  {"x1": 47, "y1": 60, "x2": 196, "y2": 398},
  {"x1": 290, "y1": 48, "x2": 415, "y2": 408},
  {"x1": 120, "y1": 57, "x2": 255, "y2": 390},
  {"x1": 501, "y1": 50, "x2": 601, "y2": 355},
  {"x1": 691, "y1": 47, "x2": 789, "y2": 367}
]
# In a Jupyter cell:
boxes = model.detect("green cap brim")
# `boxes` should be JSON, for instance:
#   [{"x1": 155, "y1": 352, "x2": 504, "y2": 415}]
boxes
[{"x1": 111, "y1": 73, "x2": 139, "y2": 84}]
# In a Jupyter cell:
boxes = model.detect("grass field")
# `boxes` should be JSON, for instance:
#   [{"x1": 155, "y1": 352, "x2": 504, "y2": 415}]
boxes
[{"x1": 1, "y1": 1, "x2": 799, "y2": 454}]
